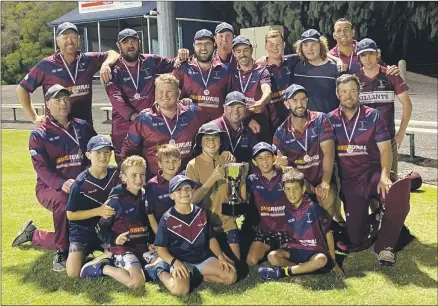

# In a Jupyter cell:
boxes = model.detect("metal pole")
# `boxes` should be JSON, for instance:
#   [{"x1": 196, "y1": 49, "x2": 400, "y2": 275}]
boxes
[
  {"x1": 157, "y1": 1, "x2": 176, "y2": 57},
  {"x1": 177, "y1": 20, "x2": 183, "y2": 49},
  {"x1": 97, "y1": 21, "x2": 101, "y2": 52},
  {"x1": 146, "y1": 16, "x2": 152, "y2": 53},
  {"x1": 53, "y1": 27, "x2": 56, "y2": 52},
  {"x1": 84, "y1": 26, "x2": 89, "y2": 52}
]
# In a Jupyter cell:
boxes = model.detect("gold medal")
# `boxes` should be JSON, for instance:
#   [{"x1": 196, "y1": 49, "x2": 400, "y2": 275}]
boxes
[{"x1": 169, "y1": 139, "x2": 176, "y2": 145}]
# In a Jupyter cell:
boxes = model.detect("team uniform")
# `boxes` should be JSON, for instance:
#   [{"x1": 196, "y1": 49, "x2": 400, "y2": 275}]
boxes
[
  {"x1": 273, "y1": 111, "x2": 335, "y2": 187},
  {"x1": 329, "y1": 41, "x2": 361, "y2": 74},
  {"x1": 293, "y1": 61, "x2": 340, "y2": 114},
  {"x1": 66, "y1": 166, "x2": 119, "y2": 254},
  {"x1": 355, "y1": 65, "x2": 409, "y2": 177},
  {"x1": 19, "y1": 51, "x2": 108, "y2": 126},
  {"x1": 96, "y1": 185, "x2": 150, "y2": 272},
  {"x1": 213, "y1": 50, "x2": 237, "y2": 67},
  {"x1": 328, "y1": 105, "x2": 409, "y2": 253},
  {"x1": 155, "y1": 205, "x2": 217, "y2": 273},
  {"x1": 283, "y1": 194, "x2": 333, "y2": 272},
  {"x1": 121, "y1": 103, "x2": 208, "y2": 178},
  {"x1": 105, "y1": 54, "x2": 176, "y2": 163},
  {"x1": 246, "y1": 172, "x2": 290, "y2": 249},
  {"x1": 173, "y1": 57, "x2": 231, "y2": 122},
  {"x1": 29, "y1": 116, "x2": 95, "y2": 251}
]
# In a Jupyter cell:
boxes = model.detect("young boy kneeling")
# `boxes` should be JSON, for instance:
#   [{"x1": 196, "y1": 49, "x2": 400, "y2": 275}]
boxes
[
  {"x1": 155, "y1": 175, "x2": 237, "y2": 296},
  {"x1": 258, "y1": 169, "x2": 344, "y2": 280},
  {"x1": 66, "y1": 136, "x2": 119, "y2": 278}
]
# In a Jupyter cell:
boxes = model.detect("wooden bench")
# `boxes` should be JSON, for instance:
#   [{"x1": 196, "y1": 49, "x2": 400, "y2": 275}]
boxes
[
  {"x1": 395, "y1": 119, "x2": 437, "y2": 158},
  {"x1": 100, "y1": 106, "x2": 112, "y2": 120},
  {"x1": 2, "y1": 104, "x2": 44, "y2": 121}
]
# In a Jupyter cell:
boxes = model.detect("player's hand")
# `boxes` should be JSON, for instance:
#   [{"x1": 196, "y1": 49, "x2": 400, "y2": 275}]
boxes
[
  {"x1": 61, "y1": 179, "x2": 75, "y2": 193},
  {"x1": 315, "y1": 181, "x2": 331, "y2": 201},
  {"x1": 115, "y1": 231, "x2": 130, "y2": 245},
  {"x1": 377, "y1": 175, "x2": 392, "y2": 199},
  {"x1": 148, "y1": 244, "x2": 157, "y2": 251},
  {"x1": 180, "y1": 98, "x2": 193, "y2": 106},
  {"x1": 172, "y1": 259, "x2": 190, "y2": 279},
  {"x1": 248, "y1": 119, "x2": 261, "y2": 133},
  {"x1": 332, "y1": 263, "x2": 345, "y2": 277},
  {"x1": 255, "y1": 55, "x2": 267, "y2": 66},
  {"x1": 130, "y1": 113, "x2": 139, "y2": 122},
  {"x1": 97, "y1": 200, "x2": 115, "y2": 218},
  {"x1": 218, "y1": 253, "x2": 236, "y2": 272},
  {"x1": 210, "y1": 164, "x2": 225, "y2": 183},
  {"x1": 386, "y1": 65, "x2": 400, "y2": 76},
  {"x1": 275, "y1": 150, "x2": 288, "y2": 170},
  {"x1": 394, "y1": 132, "x2": 404, "y2": 148},
  {"x1": 177, "y1": 48, "x2": 190, "y2": 61},
  {"x1": 32, "y1": 115, "x2": 45, "y2": 127},
  {"x1": 221, "y1": 151, "x2": 236, "y2": 163},
  {"x1": 100, "y1": 64, "x2": 112, "y2": 86},
  {"x1": 247, "y1": 100, "x2": 265, "y2": 113}
]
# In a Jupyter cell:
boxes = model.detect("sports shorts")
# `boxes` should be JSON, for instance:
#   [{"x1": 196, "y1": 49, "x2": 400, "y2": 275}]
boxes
[
  {"x1": 284, "y1": 247, "x2": 333, "y2": 273},
  {"x1": 170, "y1": 256, "x2": 216, "y2": 274},
  {"x1": 253, "y1": 229, "x2": 290, "y2": 249}
]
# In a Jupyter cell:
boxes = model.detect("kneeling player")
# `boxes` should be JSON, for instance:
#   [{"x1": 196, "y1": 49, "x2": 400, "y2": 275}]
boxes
[
  {"x1": 66, "y1": 136, "x2": 119, "y2": 278},
  {"x1": 258, "y1": 170, "x2": 344, "y2": 280},
  {"x1": 155, "y1": 175, "x2": 237, "y2": 296},
  {"x1": 80, "y1": 156, "x2": 149, "y2": 289},
  {"x1": 246, "y1": 143, "x2": 290, "y2": 266}
]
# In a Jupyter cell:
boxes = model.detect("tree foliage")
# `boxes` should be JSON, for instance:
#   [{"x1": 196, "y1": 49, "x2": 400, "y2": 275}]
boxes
[{"x1": 1, "y1": 1, "x2": 76, "y2": 85}]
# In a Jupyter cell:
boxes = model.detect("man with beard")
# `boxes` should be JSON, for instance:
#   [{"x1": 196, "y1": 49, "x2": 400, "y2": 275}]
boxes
[
  {"x1": 213, "y1": 22, "x2": 237, "y2": 66},
  {"x1": 106, "y1": 29, "x2": 189, "y2": 164},
  {"x1": 173, "y1": 29, "x2": 231, "y2": 122},
  {"x1": 17, "y1": 22, "x2": 119, "y2": 127},
  {"x1": 273, "y1": 84, "x2": 338, "y2": 217},
  {"x1": 231, "y1": 35, "x2": 272, "y2": 143},
  {"x1": 328, "y1": 74, "x2": 409, "y2": 266}
]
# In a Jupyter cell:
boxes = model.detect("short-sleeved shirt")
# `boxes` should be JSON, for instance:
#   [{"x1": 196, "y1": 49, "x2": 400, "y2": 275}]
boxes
[
  {"x1": 355, "y1": 65, "x2": 409, "y2": 138},
  {"x1": 19, "y1": 51, "x2": 107, "y2": 125},
  {"x1": 213, "y1": 49, "x2": 237, "y2": 67},
  {"x1": 246, "y1": 172, "x2": 289, "y2": 232},
  {"x1": 145, "y1": 170, "x2": 173, "y2": 222},
  {"x1": 329, "y1": 42, "x2": 361, "y2": 74},
  {"x1": 328, "y1": 105, "x2": 391, "y2": 181},
  {"x1": 273, "y1": 111, "x2": 335, "y2": 186},
  {"x1": 293, "y1": 61, "x2": 340, "y2": 113},
  {"x1": 105, "y1": 54, "x2": 175, "y2": 135},
  {"x1": 185, "y1": 154, "x2": 239, "y2": 233},
  {"x1": 284, "y1": 194, "x2": 331, "y2": 253},
  {"x1": 67, "y1": 166, "x2": 119, "y2": 237},
  {"x1": 155, "y1": 205, "x2": 215, "y2": 264}
]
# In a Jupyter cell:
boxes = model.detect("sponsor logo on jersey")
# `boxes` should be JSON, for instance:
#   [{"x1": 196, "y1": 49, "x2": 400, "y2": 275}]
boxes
[
  {"x1": 66, "y1": 84, "x2": 90, "y2": 98},
  {"x1": 190, "y1": 95, "x2": 220, "y2": 108},
  {"x1": 295, "y1": 154, "x2": 320, "y2": 169},
  {"x1": 299, "y1": 239, "x2": 317, "y2": 247},
  {"x1": 359, "y1": 91, "x2": 395, "y2": 104}
]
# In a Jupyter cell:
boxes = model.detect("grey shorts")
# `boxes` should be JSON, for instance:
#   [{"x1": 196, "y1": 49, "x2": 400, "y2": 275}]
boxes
[
  {"x1": 68, "y1": 241, "x2": 108, "y2": 255},
  {"x1": 113, "y1": 252, "x2": 142, "y2": 271},
  {"x1": 170, "y1": 256, "x2": 216, "y2": 274}
]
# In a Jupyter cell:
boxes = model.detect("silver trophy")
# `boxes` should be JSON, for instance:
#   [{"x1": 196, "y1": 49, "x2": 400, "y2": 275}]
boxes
[{"x1": 222, "y1": 163, "x2": 249, "y2": 216}]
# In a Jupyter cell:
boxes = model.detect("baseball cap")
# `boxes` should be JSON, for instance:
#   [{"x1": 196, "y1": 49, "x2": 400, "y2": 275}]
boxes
[
  {"x1": 44, "y1": 84, "x2": 71, "y2": 101},
  {"x1": 118, "y1": 28, "x2": 139, "y2": 42},
  {"x1": 215, "y1": 22, "x2": 234, "y2": 34},
  {"x1": 232, "y1": 35, "x2": 252, "y2": 48},
  {"x1": 357, "y1": 38, "x2": 378, "y2": 56},
  {"x1": 56, "y1": 22, "x2": 78, "y2": 36},
  {"x1": 252, "y1": 142, "x2": 276, "y2": 158},
  {"x1": 300, "y1": 29, "x2": 321, "y2": 43},
  {"x1": 169, "y1": 175, "x2": 196, "y2": 193},
  {"x1": 224, "y1": 91, "x2": 246, "y2": 106},
  {"x1": 194, "y1": 29, "x2": 214, "y2": 42},
  {"x1": 87, "y1": 135, "x2": 115, "y2": 152},
  {"x1": 283, "y1": 84, "x2": 308, "y2": 100}
]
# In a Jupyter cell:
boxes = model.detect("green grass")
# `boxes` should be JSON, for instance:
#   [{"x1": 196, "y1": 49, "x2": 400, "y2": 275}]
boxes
[{"x1": 2, "y1": 129, "x2": 437, "y2": 305}]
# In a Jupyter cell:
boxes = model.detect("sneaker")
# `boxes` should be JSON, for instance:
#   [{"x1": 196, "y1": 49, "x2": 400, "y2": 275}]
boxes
[
  {"x1": 12, "y1": 220, "x2": 36, "y2": 247},
  {"x1": 144, "y1": 257, "x2": 169, "y2": 281},
  {"x1": 376, "y1": 248, "x2": 396, "y2": 266},
  {"x1": 80, "y1": 252, "x2": 112, "y2": 279},
  {"x1": 258, "y1": 267, "x2": 283, "y2": 281},
  {"x1": 53, "y1": 250, "x2": 68, "y2": 272}
]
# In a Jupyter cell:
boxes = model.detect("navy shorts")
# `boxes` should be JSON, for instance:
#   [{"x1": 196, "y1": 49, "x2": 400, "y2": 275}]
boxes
[
  {"x1": 254, "y1": 229, "x2": 290, "y2": 249},
  {"x1": 284, "y1": 247, "x2": 333, "y2": 273},
  {"x1": 69, "y1": 227, "x2": 104, "y2": 254},
  {"x1": 226, "y1": 229, "x2": 240, "y2": 244}
]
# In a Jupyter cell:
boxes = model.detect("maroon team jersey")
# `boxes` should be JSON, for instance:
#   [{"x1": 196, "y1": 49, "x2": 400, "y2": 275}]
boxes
[
  {"x1": 105, "y1": 54, "x2": 175, "y2": 136},
  {"x1": 356, "y1": 65, "x2": 409, "y2": 138},
  {"x1": 213, "y1": 49, "x2": 237, "y2": 67},
  {"x1": 19, "y1": 51, "x2": 107, "y2": 125},
  {"x1": 173, "y1": 57, "x2": 231, "y2": 121},
  {"x1": 273, "y1": 111, "x2": 335, "y2": 186},
  {"x1": 29, "y1": 116, "x2": 95, "y2": 191},
  {"x1": 329, "y1": 41, "x2": 361, "y2": 74},
  {"x1": 328, "y1": 105, "x2": 391, "y2": 181}
]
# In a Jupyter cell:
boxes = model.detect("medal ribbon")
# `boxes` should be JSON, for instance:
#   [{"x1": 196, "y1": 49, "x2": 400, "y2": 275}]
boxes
[
  {"x1": 238, "y1": 69, "x2": 253, "y2": 94},
  {"x1": 50, "y1": 120, "x2": 80, "y2": 147},
  {"x1": 291, "y1": 129, "x2": 308, "y2": 155},
  {"x1": 222, "y1": 116, "x2": 242, "y2": 153},
  {"x1": 60, "y1": 54, "x2": 80, "y2": 85},
  {"x1": 161, "y1": 107, "x2": 179, "y2": 140},
  {"x1": 341, "y1": 107, "x2": 361, "y2": 144},
  {"x1": 195, "y1": 60, "x2": 213, "y2": 89},
  {"x1": 336, "y1": 44, "x2": 355, "y2": 73},
  {"x1": 122, "y1": 58, "x2": 140, "y2": 93}
]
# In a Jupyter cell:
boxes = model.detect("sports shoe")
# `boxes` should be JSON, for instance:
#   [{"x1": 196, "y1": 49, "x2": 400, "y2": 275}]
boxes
[
  {"x1": 258, "y1": 267, "x2": 283, "y2": 281},
  {"x1": 376, "y1": 248, "x2": 396, "y2": 266},
  {"x1": 144, "y1": 257, "x2": 170, "y2": 281},
  {"x1": 12, "y1": 220, "x2": 36, "y2": 247},
  {"x1": 53, "y1": 250, "x2": 68, "y2": 272},
  {"x1": 80, "y1": 252, "x2": 112, "y2": 279}
]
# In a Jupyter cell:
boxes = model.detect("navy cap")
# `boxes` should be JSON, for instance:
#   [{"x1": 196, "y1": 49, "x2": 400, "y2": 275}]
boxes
[
  {"x1": 44, "y1": 84, "x2": 71, "y2": 101},
  {"x1": 215, "y1": 22, "x2": 234, "y2": 34},
  {"x1": 87, "y1": 136, "x2": 115, "y2": 152},
  {"x1": 232, "y1": 35, "x2": 252, "y2": 48},
  {"x1": 169, "y1": 175, "x2": 196, "y2": 193},
  {"x1": 194, "y1": 29, "x2": 214, "y2": 42},
  {"x1": 283, "y1": 84, "x2": 308, "y2": 100},
  {"x1": 56, "y1": 22, "x2": 78, "y2": 36},
  {"x1": 224, "y1": 91, "x2": 246, "y2": 106},
  {"x1": 118, "y1": 28, "x2": 139, "y2": 42},
  {"x1": 252, "y1": 142, "x2": 276, "y2": 158},
  {"x1": 357, "y1": 38, "x2": 378, "y2": 56},
  {"x1": 300, "y1": 29, "x2": 321, "y2": 43}
]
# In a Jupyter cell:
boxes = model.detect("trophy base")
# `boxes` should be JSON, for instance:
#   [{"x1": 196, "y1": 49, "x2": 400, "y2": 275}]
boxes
[{"x1": 222, "y1": 202, "x2": 247, "y2": 216}]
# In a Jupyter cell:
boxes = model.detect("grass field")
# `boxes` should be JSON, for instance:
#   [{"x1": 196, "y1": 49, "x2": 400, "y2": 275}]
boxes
[{"x1": 1, "y1": 129, "x2": 437, "y2": 305}]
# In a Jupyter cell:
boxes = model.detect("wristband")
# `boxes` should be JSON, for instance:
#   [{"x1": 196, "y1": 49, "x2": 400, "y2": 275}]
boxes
[{"x1": 170, "y1": 257, "x2": 177, "y2": 266}]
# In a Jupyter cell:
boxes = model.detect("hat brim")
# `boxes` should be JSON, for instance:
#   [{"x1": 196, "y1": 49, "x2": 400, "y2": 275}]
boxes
[
  {"x1": 89, "y1": 145, "x2": 115, "y2": 152},
  {"x1": 216, "y1": 28, "x2": 234, "y2": 34},
  {"x1": 301, "y1": 37, "x2": 319, "y2": 43},
  {"x1": 357, "y1": 48, "x2": 378, "y2": 56},
  {"x1": 57, "y1": 28, "x2": 79, "y2": 36},
  {"x1": 232, "y1": 42, "x2": 252, "y2": 48},
  {"x1": 285, "y1": 89, "x2": 308, "y2": 100},
  {"x1": 170, "y1": 178, "x2": 196, "y2": 193},
  {"x1": 119, "y1": 35, "x2": 139, "y2": 42},
  {"x1": 252, "y1": 148, "x2": 275, "y2": 159},
  {"x1": 46, "y1": 88, "x2": 71, "y2": 101},
  {"x1": 224, "y1": 100, "x2": 246, "y2": 106},
  {"x1": 194, "y1": 35, "x2": 214, "y2": 42}
]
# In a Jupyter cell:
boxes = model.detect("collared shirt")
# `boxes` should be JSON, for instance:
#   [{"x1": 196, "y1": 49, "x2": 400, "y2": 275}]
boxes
[
  {"x1": 329, "y1": 41, "x2": 361, "y2": 74},
  {"x1": 213, "y1": 49, "x2": 237, "y2": 67},
  {"x1": 105, "y1": 54, "x2": 175, "y2": 135},
  {"x1": 146, "y1": 170, "x2": 174, "y2": 222},
  {"x1": 19, "y1": 50, "x2": 108, "y2": 125},
  {"x1": 355, "y1": 65, "x2": 409, "y2": 138},
  {"x1": 328, "y1": 105, "x2": 391, "y2": 181},
  {"x1": 273, "y1": 111, "x2": 335, "y2": 186}
]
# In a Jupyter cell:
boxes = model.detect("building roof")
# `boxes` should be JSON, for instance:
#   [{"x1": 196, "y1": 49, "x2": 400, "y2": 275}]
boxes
[{"x1": 49, "y1": 1, "x2": 156, "y2": 26}]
